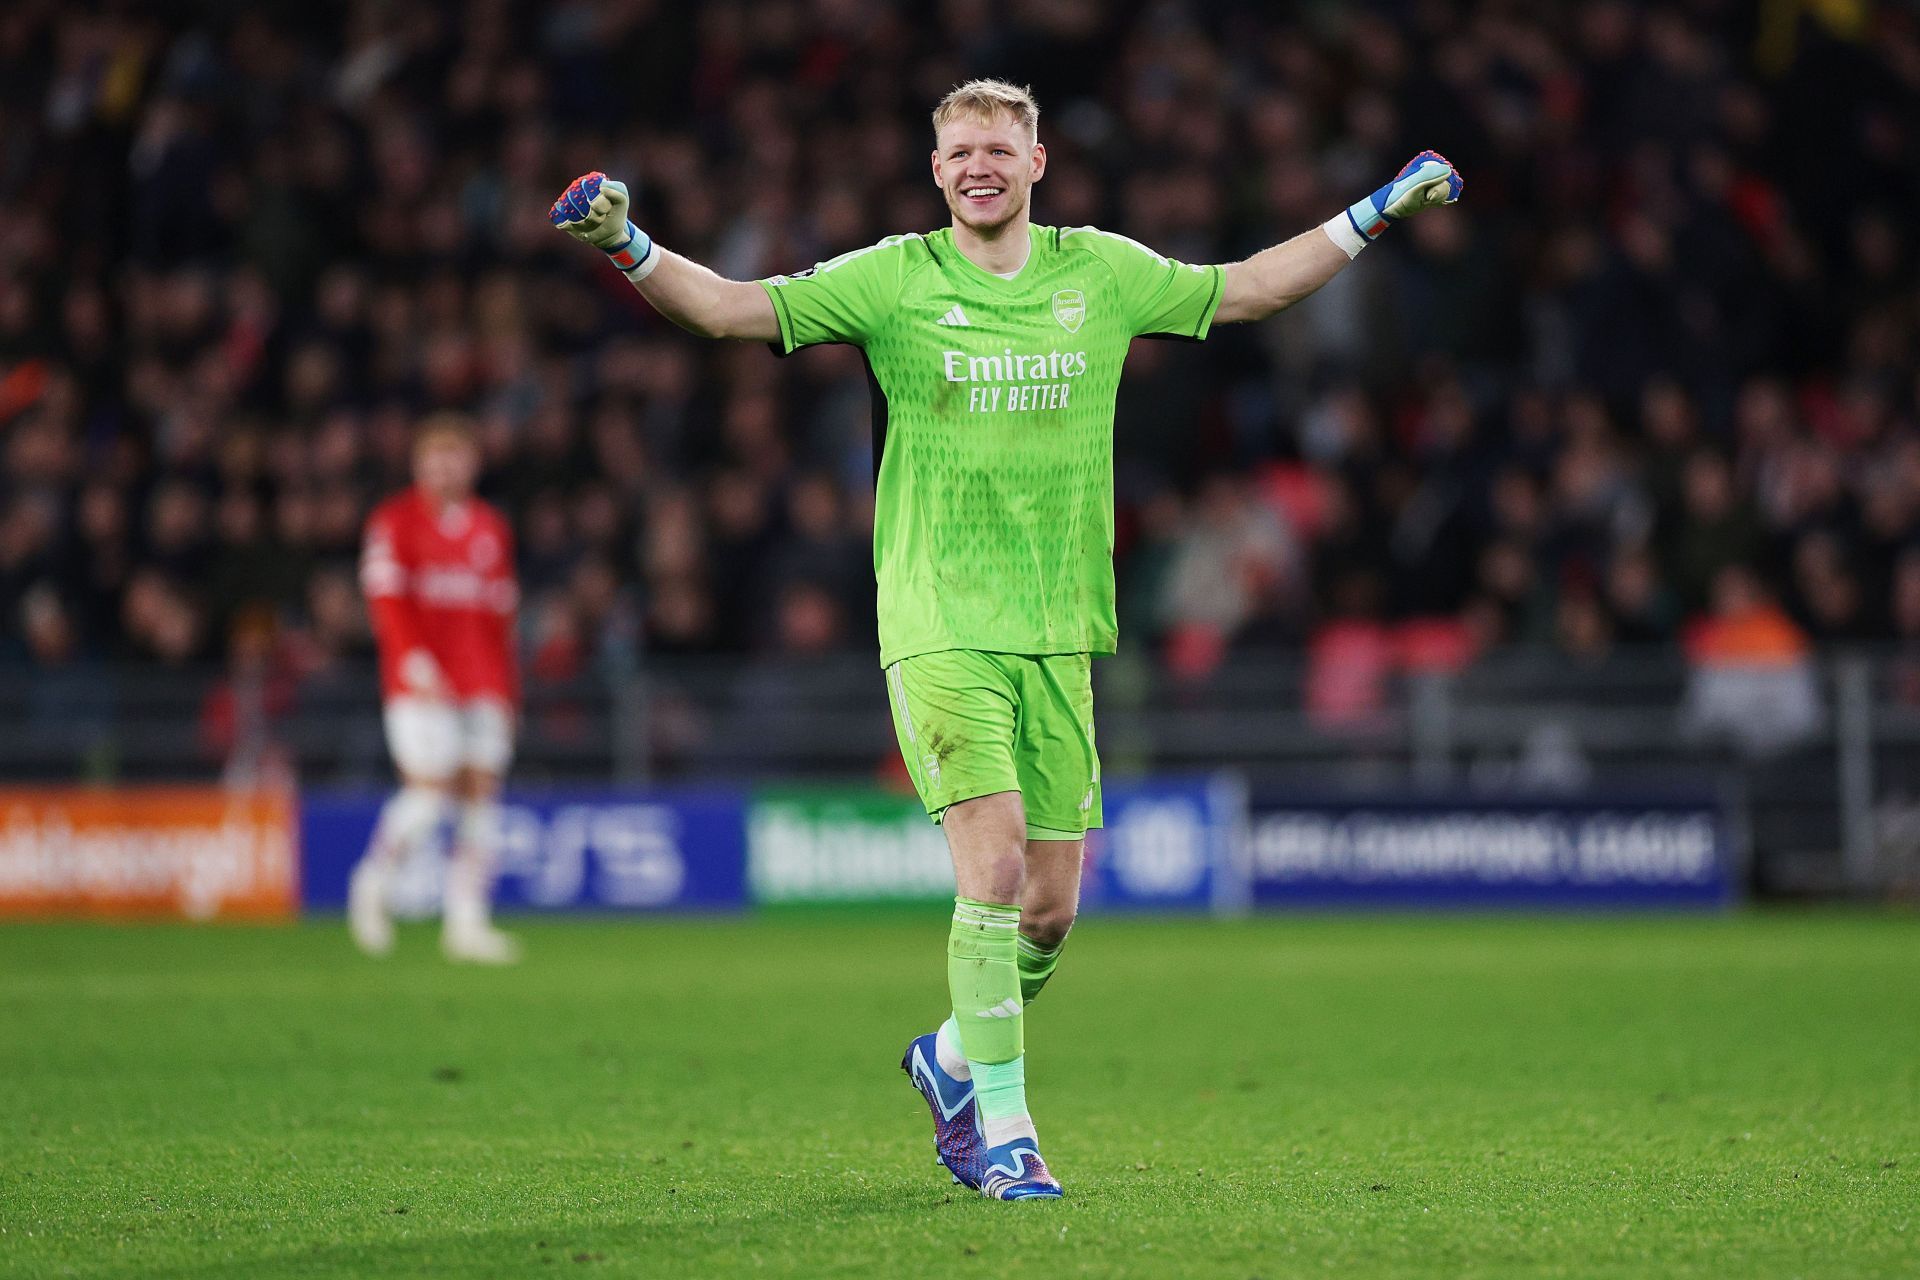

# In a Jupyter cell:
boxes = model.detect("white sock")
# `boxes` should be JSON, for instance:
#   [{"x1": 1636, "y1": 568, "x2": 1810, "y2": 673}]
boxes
[
  {"x1": 982, "y1": 1113, "x2": 1037, "y2": 1148},
  {"x1": 445, "y1": 800, "x2": 502, "y2": 934},
  {"x1": 935, "y1": 1015, "x2": 971, "y2": 1080}
]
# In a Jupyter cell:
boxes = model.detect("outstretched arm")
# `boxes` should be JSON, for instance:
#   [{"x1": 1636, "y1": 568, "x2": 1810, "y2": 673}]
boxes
[
  {"x1": 550, "y1": 172, "x2": 779, "y2": 342},
  {"x1": 1215, "y1": 150, "x2": 1463, "y2": 325},
  {"x1": 1215, "y1": 226, "x2": 1352, "y2": 325}
]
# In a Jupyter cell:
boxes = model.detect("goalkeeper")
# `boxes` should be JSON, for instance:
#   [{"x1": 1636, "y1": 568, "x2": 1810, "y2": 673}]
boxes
[{"x1": 552, "y1": 79, "x2": 1460, "y2": 1200}]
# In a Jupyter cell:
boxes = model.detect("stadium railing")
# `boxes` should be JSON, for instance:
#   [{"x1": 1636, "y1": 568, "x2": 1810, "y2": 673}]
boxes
[{"x1": 2, "y1": 648, "x2": 1916, "y2": 897}]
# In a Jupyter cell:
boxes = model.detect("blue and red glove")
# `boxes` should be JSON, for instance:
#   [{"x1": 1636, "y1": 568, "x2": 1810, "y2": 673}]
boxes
[
  {"x1": 550, "y1": 171, "x2": 660, "y2": 279},
  {"x1": 1323, "y1": 150, "x2": 1463, "y2": 258}
]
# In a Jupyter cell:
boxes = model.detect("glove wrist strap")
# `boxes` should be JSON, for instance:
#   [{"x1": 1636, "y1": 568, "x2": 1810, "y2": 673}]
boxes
[
  {"x1": 605, "y1": 221, "x2": 661, "y2": 281},
  {"x1": 1320, "y1": 208, "x2": 1372, "y2": 260}
]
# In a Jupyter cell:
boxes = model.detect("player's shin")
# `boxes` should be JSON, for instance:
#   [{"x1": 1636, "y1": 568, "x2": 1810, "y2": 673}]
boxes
[
  {"x1": 368, "y1": 785, "x2": 449, "y2": 863},
  {"x1": 446, "y1": 799, "x2": 500, "y2": 927},
  {"x1": 1017, "y1": 931, "x2": 1067, "y2": 1004},
  {"x1": 443, "y1": 799, "x2": 517, "y2": 962},
  {"x1": 350, "y1": 785, "x2": 447, "y2": 954},
  {"x1": 947, "y1": 897, "x2": 1033, "y2": 1145}
]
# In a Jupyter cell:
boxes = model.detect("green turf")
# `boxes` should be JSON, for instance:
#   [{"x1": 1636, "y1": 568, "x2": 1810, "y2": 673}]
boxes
[{"x1": 1, "y1": 913, "x2": 1915, "y2": 1279}]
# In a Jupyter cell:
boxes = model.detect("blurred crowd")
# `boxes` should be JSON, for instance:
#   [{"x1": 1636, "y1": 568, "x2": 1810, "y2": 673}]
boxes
[{"x1": 2, "y1": 0, "x2": 1919, "y2": 696}]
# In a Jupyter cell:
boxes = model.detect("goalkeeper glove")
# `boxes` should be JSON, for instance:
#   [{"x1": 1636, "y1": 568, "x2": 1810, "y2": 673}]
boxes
[
  {"x1": 549, "y1": 171, "x2": 661, "y2": 280},
  {"x1": 1322, "y1": 150, "x2": 1463, "y2": 258}
]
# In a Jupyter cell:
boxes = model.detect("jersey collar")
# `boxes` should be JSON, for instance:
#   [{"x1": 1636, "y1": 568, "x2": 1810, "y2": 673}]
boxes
[{"x1": 944, "y1": 224, "x2": 1040, "y2": 287}]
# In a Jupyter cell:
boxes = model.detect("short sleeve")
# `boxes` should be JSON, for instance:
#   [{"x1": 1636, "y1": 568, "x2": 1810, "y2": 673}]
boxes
[
  {"x1": 758, "y1": 234, "x2": 920, "y2": 354},
  {"x1": 1062, "y1": 227, "x2": 1223, "y2": 341}
]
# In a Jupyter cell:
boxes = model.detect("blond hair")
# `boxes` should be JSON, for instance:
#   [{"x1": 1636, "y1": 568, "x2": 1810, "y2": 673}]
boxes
[
  {"x1": 414, "y1": 411, "x2": 477, "y2": 450},
  {"x1": 932, "y1": 79, "x2": 1040, "y2": 142}
]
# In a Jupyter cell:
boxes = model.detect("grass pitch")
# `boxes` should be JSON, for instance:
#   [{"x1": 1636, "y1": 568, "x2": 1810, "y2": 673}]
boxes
[{"x1": 2, "y1": 912, "x2": 1915, "y2": 1278}]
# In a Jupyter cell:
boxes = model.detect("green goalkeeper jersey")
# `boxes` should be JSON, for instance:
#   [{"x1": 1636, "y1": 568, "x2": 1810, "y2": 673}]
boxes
[{"x1": 760, "y1": 223, "x2": 1223, "y2": 667}]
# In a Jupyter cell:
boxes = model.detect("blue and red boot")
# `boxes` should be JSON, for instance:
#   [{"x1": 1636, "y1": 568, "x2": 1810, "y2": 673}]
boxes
[
  {"x1": 978, "y1": 1135, "x2": 1064, "y2": 1200},
  {"x1": 901, "y1": 1032, "x2": 988, "y2": 1188}
]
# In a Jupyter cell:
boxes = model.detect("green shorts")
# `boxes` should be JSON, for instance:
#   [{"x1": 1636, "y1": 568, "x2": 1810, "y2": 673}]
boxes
[{"x1": 884, "y1": 650, "x2": 1103, "y2": 840}]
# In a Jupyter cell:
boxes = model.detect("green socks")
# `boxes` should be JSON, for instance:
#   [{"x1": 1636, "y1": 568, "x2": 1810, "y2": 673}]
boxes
[
  {"x1": 947, "y1": 898, "x2": 1027, "y2": 1124},
  {"x1": 945, "y1": 901, "x2": 1071, "y2": 1136},
  {"x1": 1017, "y1": 932, "x2": 1066, "y2": 1004}
]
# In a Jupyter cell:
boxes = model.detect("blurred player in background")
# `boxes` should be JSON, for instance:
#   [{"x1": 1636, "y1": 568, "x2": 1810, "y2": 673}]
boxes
[
  {"x1": 350, "y1": 415, "x2": 521, "y2": 965},
  {"x1": 552, "y1": 80, "x2": 1459, "y2": 1196}
]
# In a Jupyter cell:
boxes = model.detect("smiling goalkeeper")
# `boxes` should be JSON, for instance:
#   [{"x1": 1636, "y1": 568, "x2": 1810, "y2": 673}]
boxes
[{"x1": 552, "y1": 79, "x2": 1460, "y2": 1200}]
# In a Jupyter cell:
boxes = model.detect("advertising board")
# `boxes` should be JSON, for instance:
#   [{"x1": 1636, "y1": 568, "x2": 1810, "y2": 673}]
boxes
[
  {"x1": 300, "y1": 788, "x2": 748, "y2": 913},
  {"x1": 0, "y1": 787, "x2": 298, "y2": 921},
  {"x1": 748, "y1": 778, "x2": 1246, "y2": 912},
  {"x1": 1245, "y1": 793, "x2": 1733, "y2": 909}
]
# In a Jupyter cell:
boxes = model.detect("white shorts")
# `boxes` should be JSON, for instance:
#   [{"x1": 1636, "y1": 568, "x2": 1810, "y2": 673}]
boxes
[{"x1": 383, "y1": 697, "x2": 515, "y2": 780}]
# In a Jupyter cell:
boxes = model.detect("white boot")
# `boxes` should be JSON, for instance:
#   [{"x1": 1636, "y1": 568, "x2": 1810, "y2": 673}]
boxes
[
  {"x1": 441, "y1": 918, "x2": 522, "y2": 965},
  {"x1": 347, "y1": 859, "x2": 394, "y2": 957},
  {"x1": 441, "y1": 885, "x2": 520, "y2": 964},
  {"x1": 441, "y1": 858, "x2": 518, "y2": 965}
]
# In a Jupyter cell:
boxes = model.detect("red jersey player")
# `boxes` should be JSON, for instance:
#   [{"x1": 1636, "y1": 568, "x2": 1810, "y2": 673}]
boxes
[{"x1": 350, "y1": 416, "x2": 521, "y2": 963}]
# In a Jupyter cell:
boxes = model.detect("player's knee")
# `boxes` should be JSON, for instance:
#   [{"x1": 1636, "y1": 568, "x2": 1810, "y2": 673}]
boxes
[
  {"x1": 970, "y1": 850, "x2": 1026, "y2": 903},
  {"x1": 457, "y1": 768, "x2": 503, "y2": 804},
  {"x1": 1021, "y1": 904, "x2": 1076, "y2": 950}
]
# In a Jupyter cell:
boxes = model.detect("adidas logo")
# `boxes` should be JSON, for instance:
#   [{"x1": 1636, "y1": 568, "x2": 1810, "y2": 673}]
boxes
[
  {"x1": 936, "y1": 304, "x2": 971, "y2": 327},
  {"x1": 975, "y1": 997, "x2": 1022, "y2": 1019}
]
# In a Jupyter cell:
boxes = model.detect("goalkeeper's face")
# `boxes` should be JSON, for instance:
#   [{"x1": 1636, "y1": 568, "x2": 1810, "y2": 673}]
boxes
[
  {"x1": 414, "y1": 432, "x2": 479, "y2": 504},
  {"x1": 932, "y1": 114, "x2": 1045, "y2": 236}
]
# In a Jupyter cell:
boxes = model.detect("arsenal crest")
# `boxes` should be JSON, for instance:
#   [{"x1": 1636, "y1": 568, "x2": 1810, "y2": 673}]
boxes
[{"x1": 1051, "y1": 288, "x2": 1086, "y2": 334}]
